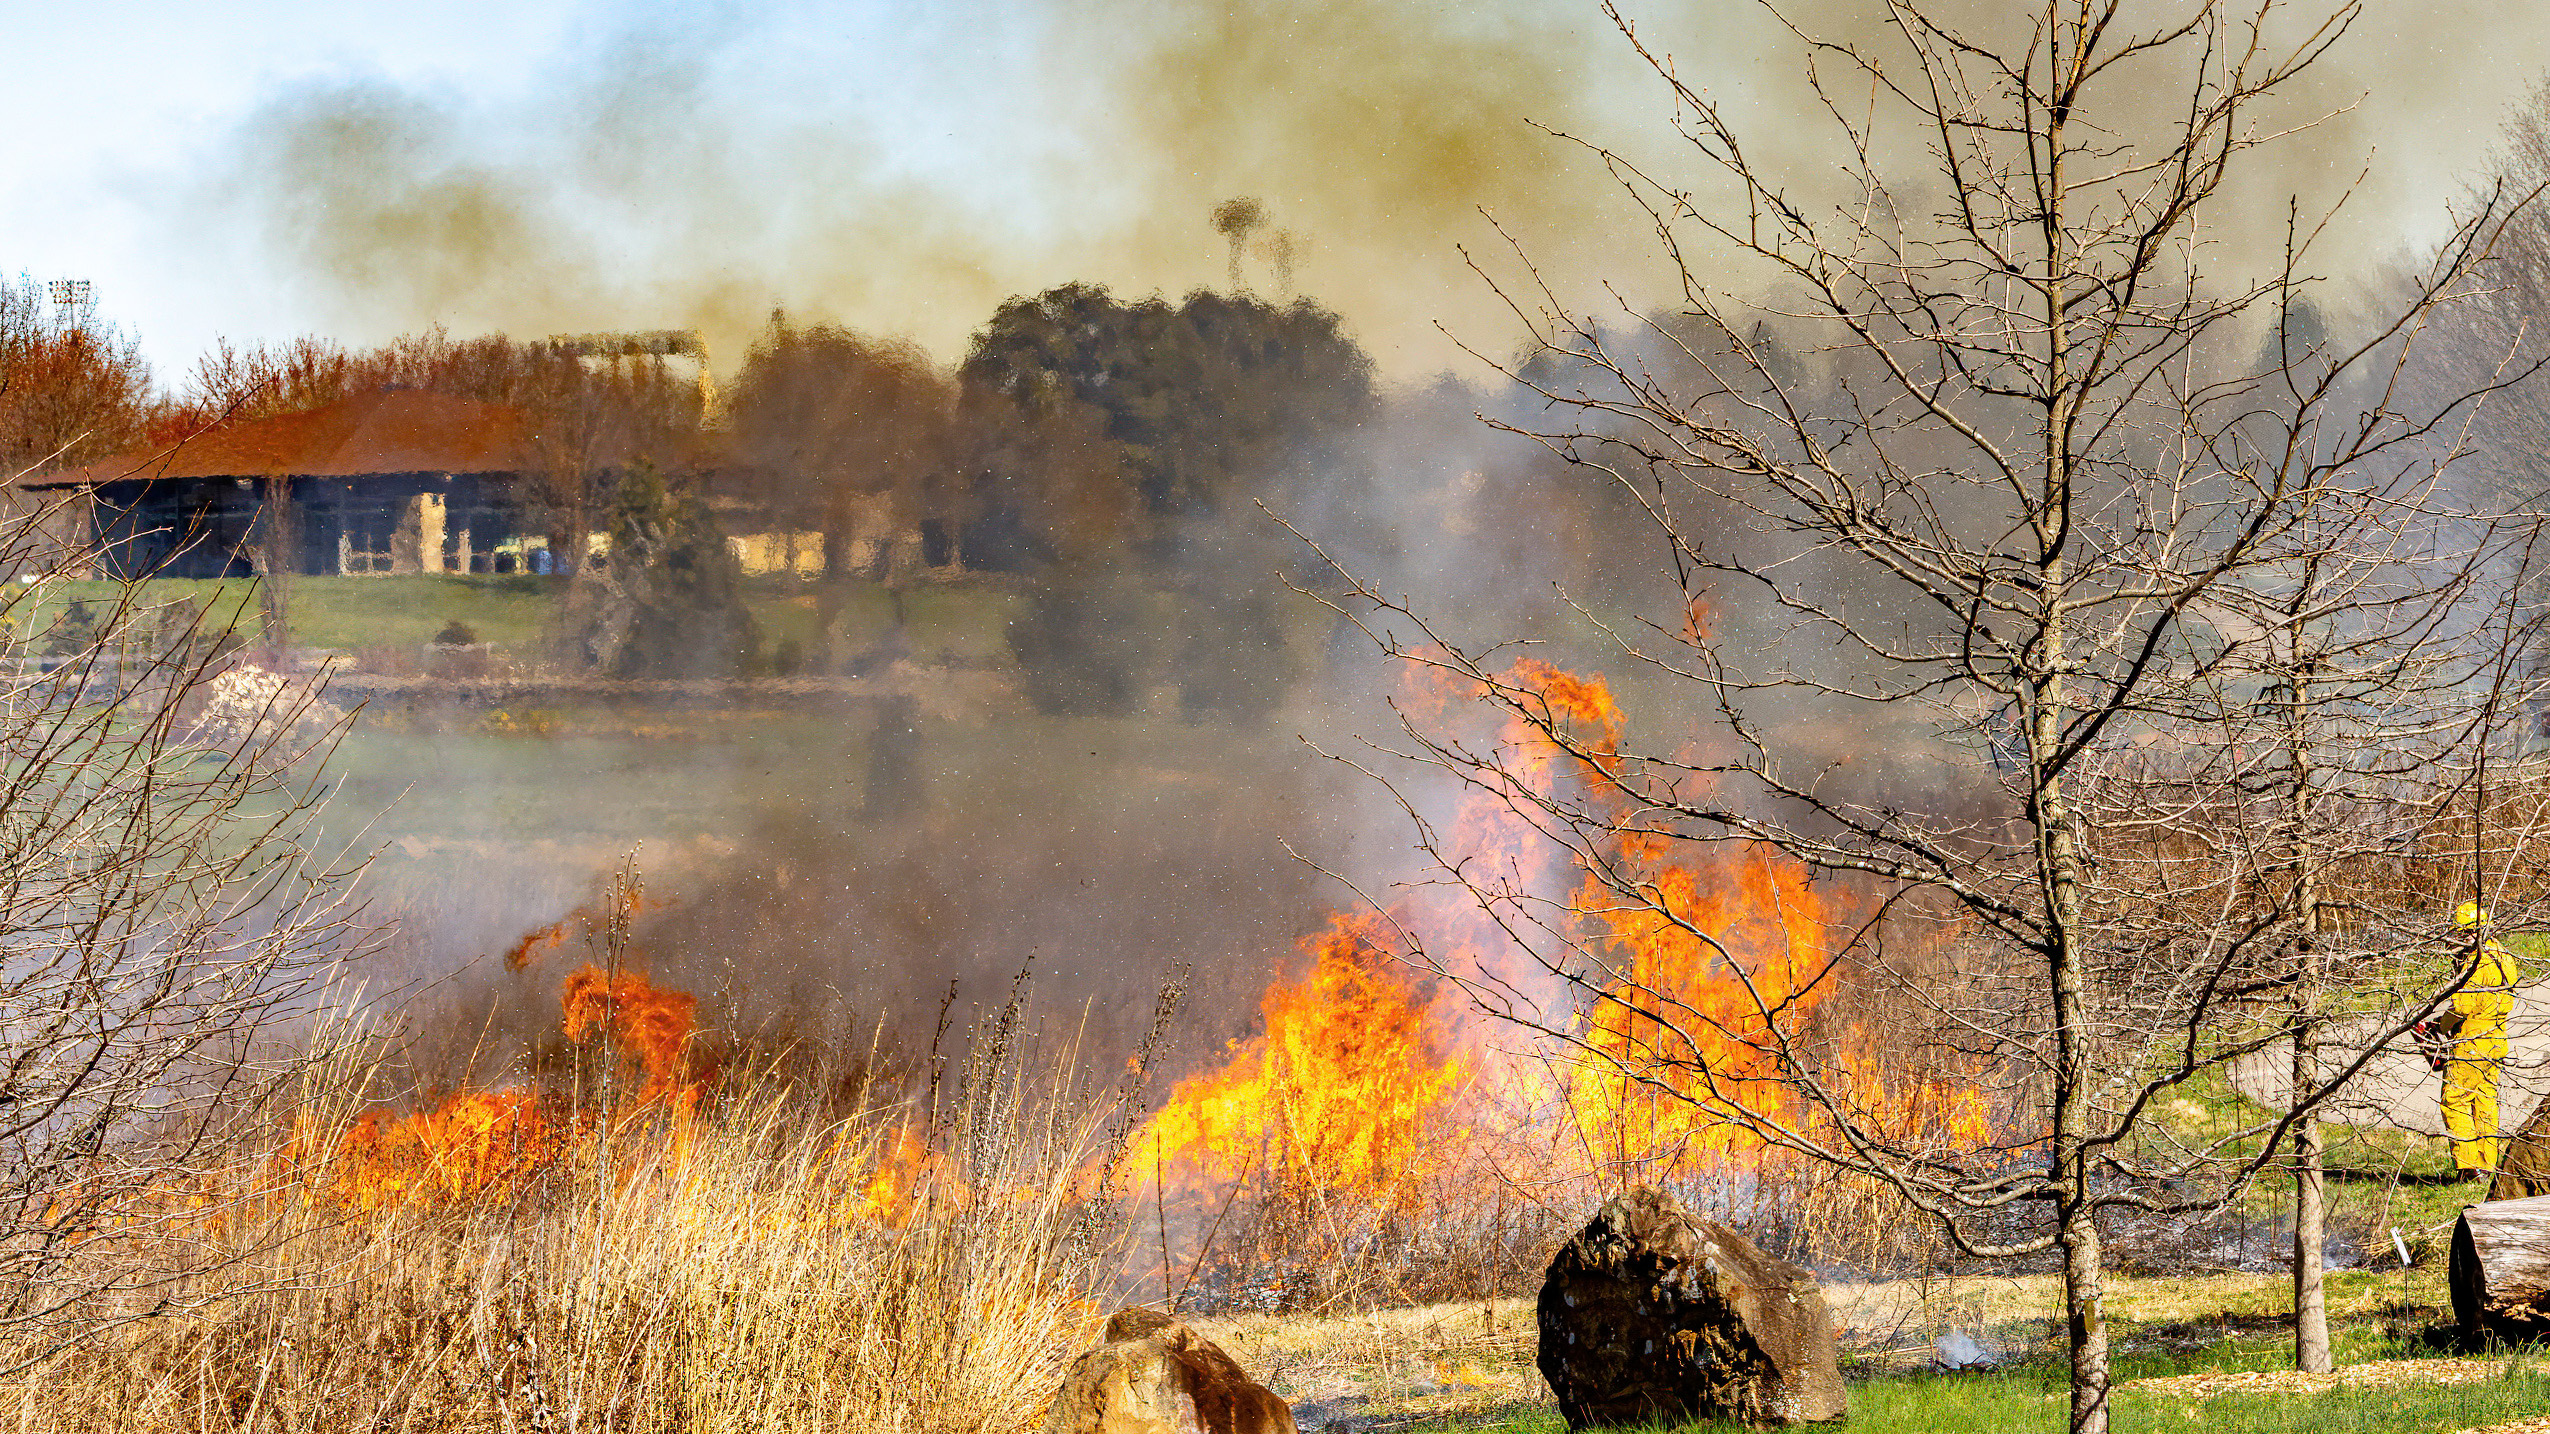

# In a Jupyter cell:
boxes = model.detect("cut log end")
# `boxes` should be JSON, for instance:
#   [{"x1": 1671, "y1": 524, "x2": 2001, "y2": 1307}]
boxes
[{"x1": 2451, "y1": 1194, "x2": 2550, "y2": 1341}]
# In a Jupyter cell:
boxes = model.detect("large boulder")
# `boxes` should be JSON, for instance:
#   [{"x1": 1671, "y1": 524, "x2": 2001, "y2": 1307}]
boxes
[
  {"x1": 1042, "y1": 1306, "x2": 1297, "y2": 1434},
  {"x1": 1537, "y1": 1186, "x2": 1846, "y2": 1428}
]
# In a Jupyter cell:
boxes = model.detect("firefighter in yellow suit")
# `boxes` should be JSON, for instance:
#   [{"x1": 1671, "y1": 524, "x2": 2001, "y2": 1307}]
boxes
[{"x1": 2444, "y1": 901, "x2": 2522, "y2": 1182}]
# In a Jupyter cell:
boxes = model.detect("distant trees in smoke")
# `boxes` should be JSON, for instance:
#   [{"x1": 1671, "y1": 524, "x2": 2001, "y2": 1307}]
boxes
[
  {"x1": 560, "y1": 458, "x2": 759, "y2": 680},
  {"x1": 959, "y1": 282, "x2": 1375, "y2": 543},
  {"x1": 0, "y1": 263, "x2": 1659, "y2": 699},
  {"x1": 728, "y1": 321, "x2": 961, "y2": 585},
  {"x1": 2409, "y1": 81, "x2": 2550, "y2": 526},
  {"x1": 0, "y1": 276, "x2": 150, "y2": 478},
  {"x1": 955, "y1": 283, "x2": 1380, "y2": 717}
]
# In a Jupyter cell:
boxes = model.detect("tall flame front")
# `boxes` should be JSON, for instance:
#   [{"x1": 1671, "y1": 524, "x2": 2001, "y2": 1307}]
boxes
[{"x1": 1135, "y1": 657, "x2": 1991, "y2": 1294}]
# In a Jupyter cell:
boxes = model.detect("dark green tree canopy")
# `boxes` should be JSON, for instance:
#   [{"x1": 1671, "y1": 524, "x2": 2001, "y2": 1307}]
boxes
[{"x1": 959, "y1": 283, "x2": 1375, "y2": 525}]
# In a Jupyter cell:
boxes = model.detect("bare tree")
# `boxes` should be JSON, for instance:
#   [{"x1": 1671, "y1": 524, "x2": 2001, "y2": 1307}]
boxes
[
  {"x1": 0, "y1": 473, "x2": 367, "y2": 1366},
  {"x1": 2121, "y1": 279, "x2": 2550, "y2": 1371},
  {"x1": 512, "y1": 346, "x2": 697, "y2": 578},
  {"x1": 1303, "y1": 3, "x2": 2550, "y2": 1428},
  {"x1": 727, "y1": 317, "x2": 962, "y2": 665},
  {"x1": 165, "y1": 335, "x2": 362, "y2": 431},
  {"x1": 0, "y1": 278, "x2": 150, "y2": 477}
]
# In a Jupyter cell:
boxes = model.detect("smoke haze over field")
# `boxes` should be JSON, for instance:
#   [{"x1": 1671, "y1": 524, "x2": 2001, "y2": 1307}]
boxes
[
  {"x1": 14, "y1": 0, "x2": 2550, "y2": 1088},
  {"x1": 9, "y1": 0, "x2": 2549, "y2": 380}
]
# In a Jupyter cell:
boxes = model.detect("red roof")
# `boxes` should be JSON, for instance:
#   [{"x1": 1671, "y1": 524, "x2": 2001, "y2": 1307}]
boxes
[{"x1": 27, "y1": 389, "x2": 525, "y2": 488}]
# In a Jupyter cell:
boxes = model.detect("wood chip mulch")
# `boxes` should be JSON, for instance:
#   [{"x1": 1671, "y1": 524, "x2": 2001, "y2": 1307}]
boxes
[{"x1": 2123, "y1": 1358, "x2": 2505, "y2": 1400}]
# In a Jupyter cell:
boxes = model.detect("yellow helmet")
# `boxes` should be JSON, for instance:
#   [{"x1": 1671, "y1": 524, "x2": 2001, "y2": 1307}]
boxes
[{"x1": 2455, "y1": 900, "x2": 2491, "y2": 930}]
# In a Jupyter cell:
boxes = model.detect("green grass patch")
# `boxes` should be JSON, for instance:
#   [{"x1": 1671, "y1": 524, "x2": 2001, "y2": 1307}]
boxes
[
  {"x1": 1397, "y1": 1302, "x2": 2550, "y2": 1434},
  {"x1": 22, "y1": 575, "x2": 563, "y2": 652},
  {"x1": 899, "y1": 583, "x2": 1028, "y2": 663},
  {"x1": 2172, "y1": 1369, "x2": 2550, "y2": 1433},
  {"x1": 645, "y1": 574, "x2": 1031, "y2": 664},
  {"x1": 4, "y1": 577, "x2": 260, "y2": 650},
  {"x1": 1411, "y1": 1358, "x2": 2550, "y2": 1434},
  {"x1": 282, "y1": 574, "x2": 562, "y2": 649},
  {"x1": 17, "y1": 574, "x2": 1038, "y2": 665}
]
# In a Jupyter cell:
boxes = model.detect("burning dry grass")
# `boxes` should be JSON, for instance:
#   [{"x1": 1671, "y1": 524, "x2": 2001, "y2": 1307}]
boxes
[
  {"x1": 19, "y1": 645, "x2": 2484, "y2": 1429},
  {"x1": 1124, "y1": 659, "x2": 2004, "y2": 1312},
  {"x1": 0, "y1": 1012, "x2": 1127, "y2": 1433}
]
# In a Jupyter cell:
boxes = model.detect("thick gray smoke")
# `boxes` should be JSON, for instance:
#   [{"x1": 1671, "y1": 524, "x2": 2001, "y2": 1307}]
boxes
[
  {"x1": 177, "y1": 1, "x2": 2550, "y2": 380},
  {"x1": 251, "y1": 0, "x2": 2550, "y2": 1084}
]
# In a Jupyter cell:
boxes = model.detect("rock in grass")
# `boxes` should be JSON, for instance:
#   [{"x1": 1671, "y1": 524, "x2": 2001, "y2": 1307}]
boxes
[
  {"x1": 1041, "y1": 1306, "x2": 1297, "y2": 1434},
  {"x1": 1536, "y1": 1186, "x2": 1846, "y2": 1428}
]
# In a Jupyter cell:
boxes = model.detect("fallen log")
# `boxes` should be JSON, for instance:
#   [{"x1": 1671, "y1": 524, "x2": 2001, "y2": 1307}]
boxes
[{"x1": 2451, "y1": 1195, "x2": 2550, "y2": 1340}]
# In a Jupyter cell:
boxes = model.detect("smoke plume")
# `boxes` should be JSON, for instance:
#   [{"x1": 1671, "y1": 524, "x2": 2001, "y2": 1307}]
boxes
[{"x1": 173, "y1": 1, "x2": 2550, "y2": 381}]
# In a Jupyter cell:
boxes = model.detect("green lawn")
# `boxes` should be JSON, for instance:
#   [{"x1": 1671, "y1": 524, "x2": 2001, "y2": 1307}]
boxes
[
  {"x1": 12, "y1": 572, "x2": 1055, "y2": 664},
  {"x1": 12, "y1": 575, "x2": 558, "y2": 652},
  {"x1": 277, "y1": 573, "x2": 563, "y2": 648},
  {"x1": 1420, "y1": 1339, "x2": 2550, "y2": 1433},
  {"x1": 3, "y1": 573, "x2": 1036, "y2": 665}
]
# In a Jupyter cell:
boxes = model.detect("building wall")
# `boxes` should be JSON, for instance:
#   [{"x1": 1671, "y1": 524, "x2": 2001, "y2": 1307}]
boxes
[
  {"x1": 90, "y1": 472, "x2": 539, "y2": 579},
  {"x1": 727, "y1": 530, "x2": 828, "y2": 577},
  {"x1": 92, "y1": 477, "x2": 262, "y2": 579}
]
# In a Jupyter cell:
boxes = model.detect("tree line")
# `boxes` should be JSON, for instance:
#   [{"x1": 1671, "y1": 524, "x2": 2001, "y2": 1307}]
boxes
[{"x1": 0, "y1": 279, "x2": 1409, "y2": 695}]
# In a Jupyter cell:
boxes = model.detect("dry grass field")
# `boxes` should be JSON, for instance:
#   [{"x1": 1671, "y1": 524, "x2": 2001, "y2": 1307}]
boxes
[
  {"x1": 6, "y1": 1016, "x2": 2548, "y2": 1434},
  {"x1": 0, "y1": 996, "x2": 1126, "y2": 1434}
]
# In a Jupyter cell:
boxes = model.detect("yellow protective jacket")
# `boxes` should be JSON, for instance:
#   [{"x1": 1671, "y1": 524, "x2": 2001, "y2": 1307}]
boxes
[{"x1": 2455, "y1": 940, "x2": 2521, "y2": 1031}]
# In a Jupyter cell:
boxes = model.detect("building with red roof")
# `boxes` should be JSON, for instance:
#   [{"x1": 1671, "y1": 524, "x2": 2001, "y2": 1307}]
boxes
[{"x1": 26, "y1": 389, "x2": 542, "y2": 578}]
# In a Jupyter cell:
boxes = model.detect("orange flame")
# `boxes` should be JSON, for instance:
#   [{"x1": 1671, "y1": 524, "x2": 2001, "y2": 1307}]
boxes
[
  {"x1": 561, "y1": 963, "x2": 704, "y2": 1107},
  {"x1": 851, "y1": 1121, "x2": 932, "y2": 1227},
  {"x1": 327, "y1": 1087, "x2": 560, "y2": 1211},
  {"x1": 1145, "y1": 656, "x2": 1995, "y2": 1253},
  {"x1": 501, "y1": 889, "x2": 672, "y2": 972},
  {"x1": 309, "y1": 949, "x2": 707, "y2": 1212},
  {"x1": 1140, "y1": 915, "x2": 1466, "y2": 1202},
  {"x1": 1571, "y1": 843, "x2": 1833, "y2": 1171},
  {"x1": 504, "y1": 914, "x2": 578, "y2": 972}
]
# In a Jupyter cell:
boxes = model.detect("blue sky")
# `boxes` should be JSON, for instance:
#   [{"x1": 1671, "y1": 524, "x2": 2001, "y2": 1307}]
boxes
[{"x1": 6, "y1": 0, "x2": 2546, "y2": 388}]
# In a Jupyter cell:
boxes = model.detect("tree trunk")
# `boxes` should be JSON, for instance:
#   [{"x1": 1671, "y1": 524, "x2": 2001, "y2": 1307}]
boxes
[
  {"x1": 548, "y1": 525, "x2": 586, "y2": 578},
  {"x1": 808, "y1": 528, "x2": 851, "y2": 672},
  {"x1": 2061, "y1": 1202, "x2": 2109, "y2": 1434},
  {"x1": 2451, "y1": 1194, "x2": 2550, "y2": 1340},
  {"x1": 258, "y1": 475, "x2": 292, "y2": 656},
  {"x1": 2291, "y1": 665, "x2": 2332, "y2": 1372},
  {"x1": 2293, "y1": 1038, "x2": 2330, "y2": 1369}
]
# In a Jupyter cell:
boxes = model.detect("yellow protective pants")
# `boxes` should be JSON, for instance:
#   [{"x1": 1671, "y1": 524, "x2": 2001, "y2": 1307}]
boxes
[{"x1": 2445, "y1": 1031, "x2": 2510, "y2": 1174}]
